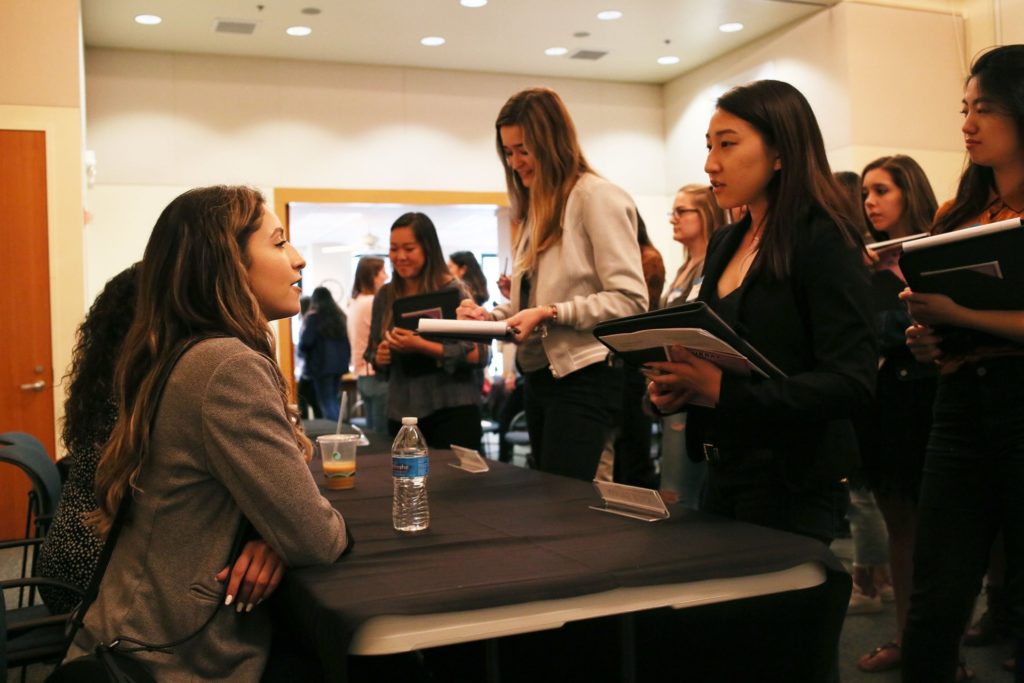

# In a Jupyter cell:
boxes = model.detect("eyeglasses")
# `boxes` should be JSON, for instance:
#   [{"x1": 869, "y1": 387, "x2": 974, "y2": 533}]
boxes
[{"x1": 668, "y1": 208, "x2": 700, "y2": 219}]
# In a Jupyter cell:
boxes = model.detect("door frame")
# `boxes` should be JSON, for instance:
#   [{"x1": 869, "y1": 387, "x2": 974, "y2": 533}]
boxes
[{"x1": 272, "y1": 187, "x2": 509, "y2": 398}]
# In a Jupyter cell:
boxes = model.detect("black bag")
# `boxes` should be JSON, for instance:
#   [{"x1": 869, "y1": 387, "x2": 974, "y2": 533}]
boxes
[{"x1": 46, "y1": 645, "x2": 156, "y2": 683}]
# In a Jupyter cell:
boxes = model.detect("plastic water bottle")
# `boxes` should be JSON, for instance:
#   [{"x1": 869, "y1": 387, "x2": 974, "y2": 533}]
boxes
[{"x1": 392, "y1": 417, "x2": 430, "y2": 532}]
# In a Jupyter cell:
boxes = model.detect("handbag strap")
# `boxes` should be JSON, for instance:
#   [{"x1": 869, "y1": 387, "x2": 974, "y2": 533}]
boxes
[{"x1": 66, "y1": 336, "x2": 248, "y2": 655}]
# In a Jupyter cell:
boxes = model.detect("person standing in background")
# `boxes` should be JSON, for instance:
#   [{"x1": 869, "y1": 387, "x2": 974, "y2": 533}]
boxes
[
  {"x1": 369, "y1": 212, "x2": 489, "y2": 450},
  {"x1": 900, "y1": 44, "x2": 1024, "y2": 682},
  {"x1": 298, "y1": 286, "x2": 351, "y2": 421},
  {"x1": 611, "y1": 213, "x2": 664, "y2": 487},
  {"x1": 853, "y1": 155, "x2": 938, "y2": 674},
  {"x1": 348, "y1": 256, "x2": 388, "y2": 433},
  {"x1": 448, "y1": 251, "x2": 490, "y2": 305},
  {"x1": 657, "y1": 184, "x2": 726, "y2": 508},
  {"x1": 458, "y1": 87, "x2": 648, "y2": 481},
  {"x1": 295, "y1": 296, "x2": 322, "y2": 419}
]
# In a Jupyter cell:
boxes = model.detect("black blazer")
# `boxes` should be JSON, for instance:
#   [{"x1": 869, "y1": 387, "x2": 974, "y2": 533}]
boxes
[{"x1": 685, "y1": 208, "x2": 877, "y2": 489}]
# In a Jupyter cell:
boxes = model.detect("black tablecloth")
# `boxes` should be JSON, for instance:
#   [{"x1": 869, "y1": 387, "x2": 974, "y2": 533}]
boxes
[{"x1": 278, "y1": 451, "x2": 846, "y2": 681}]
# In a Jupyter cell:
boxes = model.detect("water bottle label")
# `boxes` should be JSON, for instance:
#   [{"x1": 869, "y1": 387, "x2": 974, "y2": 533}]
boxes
[{"x1": 392, "y1": 455, "x2": 429, "y2": 478}]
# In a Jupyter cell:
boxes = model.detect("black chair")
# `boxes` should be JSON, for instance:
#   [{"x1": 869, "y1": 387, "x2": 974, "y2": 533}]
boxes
[
  {"x1": 1, "y1": 538, "x2": 84, "y2": 680},
  {"x1": 0, "y1": 438, "x2": 78, "y2": 680},
  {"x1": 0, "y1": 440, "x2": 63, "y2": 541},
  {"x1": 502, "y1": 411, "x2": 532, "y2": 467}
]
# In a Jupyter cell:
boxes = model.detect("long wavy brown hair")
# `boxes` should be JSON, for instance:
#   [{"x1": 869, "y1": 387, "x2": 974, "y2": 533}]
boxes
[
  {"x1": 495, "y1": 87, "x2": 594, "y2": 272},
  {"x1": 89, "y1": 186, "x2": 309, "y2": 533}
]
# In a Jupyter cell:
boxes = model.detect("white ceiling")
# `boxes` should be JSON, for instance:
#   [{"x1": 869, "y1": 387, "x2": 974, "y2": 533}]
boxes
[{"x1": 82, "y1": 0, "x2": 847, "y2": 84}]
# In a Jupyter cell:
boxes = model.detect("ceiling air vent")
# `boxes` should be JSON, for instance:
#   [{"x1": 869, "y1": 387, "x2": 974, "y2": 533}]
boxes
[
  {"x1": 214, "y1": 19, "x2": 258, "y2": 35},
  {"x1": 571, "y1": 50, "x2": 608, "y2": 61}
]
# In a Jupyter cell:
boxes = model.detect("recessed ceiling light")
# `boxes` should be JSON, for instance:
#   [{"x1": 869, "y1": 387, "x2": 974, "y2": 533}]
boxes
[
  {"x1": 460, "y1": 0, "x2": 488, "y2": 7},
  {"x1": 657, "y1": 56, "x2": 680, "y2": 65},
  {"x1": 719, "y1": 22, "x2": 744, "y2": 33},
  {"x1": 421, "y1": 36, "x2": 446, "y2": 47},
  {"x1": 286, "y1": 25, "x2": 312, "y2": 36},
  {"x1": 545, "y1": 47, "x2": 569, "y2": 56},
  {"x1": 597, "y1": 10, "x2": 623, "y2": 21},
  {"x1": 134, "y1": 14, "x2": 162, "y2": 25}
]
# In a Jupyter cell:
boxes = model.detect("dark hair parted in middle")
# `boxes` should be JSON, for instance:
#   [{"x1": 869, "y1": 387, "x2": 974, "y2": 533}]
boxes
[
  {"x1": 716, "y1": 79, "x2": 860, "y2": 278},
  {"x1": 378, "y1": 212, "x2": 454, "y2": 331}
]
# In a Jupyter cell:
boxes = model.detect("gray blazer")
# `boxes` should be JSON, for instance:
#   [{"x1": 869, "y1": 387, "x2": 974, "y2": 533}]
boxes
[
  {"x1": 492, "y1": 173, "x2": 648, "y2": 377},
  {"x1": 66, "y1": 337, "x2": 348, "y2": 681}
]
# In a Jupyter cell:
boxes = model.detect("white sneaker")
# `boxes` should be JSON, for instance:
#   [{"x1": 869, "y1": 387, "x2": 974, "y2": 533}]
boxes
[{"x1": 848, "y1": 586, "x2": 884, "y2": 614}]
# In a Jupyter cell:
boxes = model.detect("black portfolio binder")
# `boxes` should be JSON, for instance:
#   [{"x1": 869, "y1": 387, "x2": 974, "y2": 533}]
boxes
[{"x1": 592, "y1": 301, "x2": 785, "y2": 379}]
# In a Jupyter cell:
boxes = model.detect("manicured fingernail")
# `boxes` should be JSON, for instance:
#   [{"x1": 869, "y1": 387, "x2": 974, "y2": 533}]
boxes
[
  {"x1": 224, "y1": 594, "x2": 234, "y2": 606},
  {"x1": 236, "y1": 602, "x2": 244, "y2": 613},
  {"x1": 246, "y1": 603, "x2": 254, "y2": 613}
]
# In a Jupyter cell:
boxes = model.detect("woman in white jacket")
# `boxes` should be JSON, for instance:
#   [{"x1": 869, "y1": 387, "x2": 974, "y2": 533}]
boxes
[{"x1": 459, "y1": 87, "x2": 648, "y2": 480}]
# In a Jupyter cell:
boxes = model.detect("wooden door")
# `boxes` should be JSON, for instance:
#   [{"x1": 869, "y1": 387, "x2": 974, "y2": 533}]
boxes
[{"x1": 0, "y1": 130, "x2": 56, "y2": 540}]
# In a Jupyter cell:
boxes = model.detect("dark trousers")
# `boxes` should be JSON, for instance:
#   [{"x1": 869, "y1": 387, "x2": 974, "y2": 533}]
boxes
[
  {"x1": 388, "y1": 404, "x2": 483, "y2": 453},
  {"x1": 312, "y1": 375, "x2": 341, "y2": 421},
  {"x1": 703, "y1": 450, "x2": 849, "y2": 544},
  {"x1": 297, "y1": 376, "x2": 322, "y2": 419},
  {"x1": 902, "y1": 358, "x2": 1024, "y2": 683},
  {"x1": 523, "y1": 361, "x2": 623, "y2": 481},
  {"x1": 613, "y1": 367, "x2": 658, "y2": 489}
]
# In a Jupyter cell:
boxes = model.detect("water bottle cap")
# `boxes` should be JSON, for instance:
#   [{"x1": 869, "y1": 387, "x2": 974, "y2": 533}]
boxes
[{"x1": 401, "y1": 417, "x2": 418, "y2": 425}]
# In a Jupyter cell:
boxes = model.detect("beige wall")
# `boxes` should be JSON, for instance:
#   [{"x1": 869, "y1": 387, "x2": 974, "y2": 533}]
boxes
[
  {"x1": 1, "y1": 0, "x2": 85, "y2": 446},
  {"x1": 84, "y1": 50, "x2": 673, "y2": 297},
  {"x1": 664, "y1": 3, "x2": 967, "y2": 208}
]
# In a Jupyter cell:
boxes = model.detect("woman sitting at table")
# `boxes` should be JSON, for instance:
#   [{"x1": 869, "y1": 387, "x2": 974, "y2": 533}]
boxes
[
  {"x1": 65, "y1": 186, "x2": 348, "y2": 680},
  {"x1": 646, "y1": 79, "x2": 876, "y2": 544},
  {"x1": 368, "y1": 212, "x2": 489, "y2": 450}
]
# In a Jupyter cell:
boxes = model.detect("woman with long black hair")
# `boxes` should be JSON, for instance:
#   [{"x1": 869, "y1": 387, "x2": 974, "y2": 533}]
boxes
[{"x1": 646, "y1": 80, "x2": 876, "y2": 544}]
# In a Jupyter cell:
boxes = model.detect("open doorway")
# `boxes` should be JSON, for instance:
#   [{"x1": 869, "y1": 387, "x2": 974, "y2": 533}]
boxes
[{"x1": 274, "y1": 188, "x2": 510, "y2": 398}]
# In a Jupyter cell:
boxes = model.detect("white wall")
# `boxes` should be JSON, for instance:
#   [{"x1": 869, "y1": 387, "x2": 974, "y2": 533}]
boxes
[
  {"x1": 84, "y1": 49, "x2": 670, "y2": 299},
  {"x1": 664, "y1": 3, "x2": 967, "y2": 209}
]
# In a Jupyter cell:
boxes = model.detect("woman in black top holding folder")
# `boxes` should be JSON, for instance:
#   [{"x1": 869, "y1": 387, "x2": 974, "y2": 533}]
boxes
[
  {"x1": 369, "y1": 212, "x2": 488, "y2": 450},
  {"x1": 646, "y1": 80, "x2": 875, "y2": 544},
  {"x1": 899, "y1": 45, "x2": 1024, "y2": 683}
]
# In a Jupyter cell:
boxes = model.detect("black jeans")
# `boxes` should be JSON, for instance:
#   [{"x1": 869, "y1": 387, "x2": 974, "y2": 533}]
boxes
[
  {"x1": 702, "y1": 449, "x2": 849, "y2": 544},
  {"x1": 902, "y1": 357, "x2": 1024, "y2": 683},
  {"x1": 387, "y1": 404, "x2": 483, "y2": 453},
  {"x1": 523, "y1": 361, "x2": 623, "y2": 481}
]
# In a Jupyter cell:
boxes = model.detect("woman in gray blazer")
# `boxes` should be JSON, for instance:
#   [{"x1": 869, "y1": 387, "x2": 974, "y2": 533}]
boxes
[{"x1": 65, "y1": 186, "x2": 349, "y2": 681}]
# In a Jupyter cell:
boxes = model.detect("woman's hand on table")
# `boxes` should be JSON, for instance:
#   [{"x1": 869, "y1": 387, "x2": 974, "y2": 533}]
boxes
[{"x1": 216, "y1": 539, "x2": 286, "y2": 613}]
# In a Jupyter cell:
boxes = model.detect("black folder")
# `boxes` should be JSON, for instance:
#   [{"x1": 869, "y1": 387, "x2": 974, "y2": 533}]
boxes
[
  {"x1": 592, "y1": 301, "x2": 785, "y2": 379},
  {"x1": 392, "y1": 289, "x2": 462, "y2": 329},
  {"x1": 391, "y1": 289, "x2": 461, "y2": 375},
  {"x1": 898, "y1": 217, "x2": 1024, "y2": 311}
]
